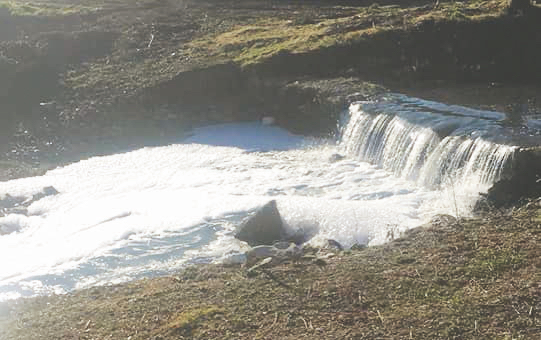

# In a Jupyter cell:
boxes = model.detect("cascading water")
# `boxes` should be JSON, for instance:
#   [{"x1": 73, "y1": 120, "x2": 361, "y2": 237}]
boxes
[
  {"x1": 0, "y1": 93, "x2": 535, "y2": 302},
  {"x1": 340, "y1": 94, "x2": 517, "y2": 189}
]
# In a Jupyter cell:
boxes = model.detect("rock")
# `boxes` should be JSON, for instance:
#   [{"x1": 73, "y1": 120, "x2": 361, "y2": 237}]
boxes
[
  {"x1": 272, "y1": 241, "x2": 292, "y2": 249},
  {"x1": 483, "y1": 147, "x2": 541, "y2": 208},
  {"x1": 0, "y1": 221, "x2": 21, "y2": 235},
  {"x1": 235, "y1": 200, "x2": 285, "y2": 246},
  {"x1": 322, "y1": 239, "x2": 344, "y2": 251},
  {"x1": 220, "y1": 252, "x2": 247, "y2": 265},
  {"x1": 329, "y1": 153, "x2": 345, "y2": 162},
  {"x1": 245, "y1": 243, "x2": 302, "y2": 266},
  {"x1": 0, "y1": 194, "x2": 24, "y2": 210},
  {"x1": 1, "y1": 186, "x2": 58, "y2": 213},
  {"x1": 284, "y1": 229, "x2": 310, "y2": 245},
  {"x1": 429, "y1": 214, "x2": 457, "y2": 227},
  {"x1": 350, "y1": 243, "x2": 367, "y2": 251},
  {"x1": 29, "y1": 186, "x2": 59, "y2": 202}
]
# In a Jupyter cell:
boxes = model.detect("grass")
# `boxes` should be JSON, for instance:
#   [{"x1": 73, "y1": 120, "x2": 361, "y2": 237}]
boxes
[
  {"x1": 0, "y1": 1, "x2": 99, "y2": 16},
  {"x1": 1, "y1": 201, "x2": 539, "y2": 339},
  {"x1": 193, "y1": 17, "x2": 380, "y2": 65},
  {"x1": 58, "y1": 0, "x2": 510, "y2": 97},
  {"x1": 188, "y1": 0, "x2": 509, "y2": 66}
]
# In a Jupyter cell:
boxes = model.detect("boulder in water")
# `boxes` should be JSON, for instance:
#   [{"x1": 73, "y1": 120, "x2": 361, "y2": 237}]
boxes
[
  {"x1": 483, "y1": 147, "x2": 541, "y2": 208},
  {"x1": 329, "y1": 153, "x2": 345, "y2": 163},
  {"x1": 235, "y1": 200, "x2": 286, "y2": 246},
  {"x1": 25, "y1": 186, "x2": 59, "y2": 204}
]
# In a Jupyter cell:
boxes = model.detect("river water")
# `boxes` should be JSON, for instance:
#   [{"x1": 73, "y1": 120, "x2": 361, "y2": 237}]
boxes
[{"x1": 0, "y1": 93, "x2": 537, "y2": 301}]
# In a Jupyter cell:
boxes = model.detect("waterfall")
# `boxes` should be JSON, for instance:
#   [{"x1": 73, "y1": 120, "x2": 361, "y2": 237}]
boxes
[{"x1": 340, "y1": 95, "x2": 517, "y2": 189}]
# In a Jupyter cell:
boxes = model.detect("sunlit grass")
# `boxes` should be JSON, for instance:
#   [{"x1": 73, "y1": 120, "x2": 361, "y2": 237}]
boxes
[{"x1": 189, "y1": 0, "x2": 508, "y2": 66}]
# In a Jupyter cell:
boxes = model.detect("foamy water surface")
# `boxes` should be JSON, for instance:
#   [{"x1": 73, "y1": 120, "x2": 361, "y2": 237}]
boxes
[{"x1": 0, "y1": 98, "x2": 518, "y2": 301}]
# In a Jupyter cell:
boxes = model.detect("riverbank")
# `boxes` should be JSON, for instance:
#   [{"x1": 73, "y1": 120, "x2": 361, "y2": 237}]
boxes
[
  {"x1": 1, "y1": 0, "x2": 541, "y2": 175},
  {"x1": 1, "y1": 200, "x2": 539, "y2": 339}
]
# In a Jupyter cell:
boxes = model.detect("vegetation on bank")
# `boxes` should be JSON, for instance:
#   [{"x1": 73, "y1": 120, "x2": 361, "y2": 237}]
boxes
[
  {"x1": 1, "y1": 0, "x2": 537, "y2": 128},
  {"x1": 0, "y1": 1, "x2": 99, "y2": 17},
  {"x1": 190, "y1": 0, "x2": 509, "y2": 66},
  {"x1": 2, "y1": 0, "x2": 513, "y2": 101},
  {"x1": 62, "y1": 0, "x2": 512, "y2": 95},
  {"x1": 1, "y1": 202, "x2": 539, "y2": 339}
]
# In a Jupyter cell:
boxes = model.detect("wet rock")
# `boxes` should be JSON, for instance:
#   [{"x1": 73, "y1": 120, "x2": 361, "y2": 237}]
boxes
[
  {"x1": 0, "y1": 186, "x2": 58, "y2": 218},
  {"x1": 272, "y1": 241, "x2": 292, "y2": 249},
  {"x1": 301, "y1": 244, "x2": 319, "y2": 255},
  {"x1": 235, "y1": 200, "x2": 285, "y2": 246},
  {"x1": 329, "y1": 153, "x2": 345, "y2": 162},
  {"x1": 350, "y1": 243, "x2": 367, "y2": 251},
  {"x1": 0, "y1": 194, "x2": 24, "y2": 210},
  {"x1": 0, "y1": 223, "x2": 20, "y2": 235},
  {"x1": 220, "y1": 252, "x2": 247, "y2": 266},
  {"x1": 245, "y1": 243, "x2": 302, "y2": 267},
  {"x1": 28, "y1": 186, "x2": 59, "y2": 203},
  {"x1": 429, "y1": 214, "x2": 457, "y2": 227},
  {"x1": 322, "y1": 239, "x2": 344, "y2": 251},
  {"x1": 483, "y1": 147, "x2": 541, "y2": 208},
  {"x1": 284, "y1": 229, "x2": 310, "y2": 245}
]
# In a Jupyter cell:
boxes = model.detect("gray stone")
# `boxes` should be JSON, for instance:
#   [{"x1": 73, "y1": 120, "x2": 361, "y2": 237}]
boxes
[
  {"x1": 322, "y1": 239, "x2": 344, "y2": 251},
  {"x1": 329, "y1": 153, "x2": 345, "y2": 162},
  {"x1": 429, "y1": 214, "x2": 457, "y2": 228},
  {"x1": 350, "y1": 243, "x2": 367, "y2": 251},
  {"x1": 245, "y1": 243, "x2": 302, "y2": 266},
  {"x1": 483, "y1": 147, "x2": 541, "y2": 208},
  {"x1": 235, "y1": 200, "x2": 285, "y2": 246}
]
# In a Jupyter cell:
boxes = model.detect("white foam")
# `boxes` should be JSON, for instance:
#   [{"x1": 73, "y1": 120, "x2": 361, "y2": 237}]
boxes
[{"x1": 0, "y1": 120, "x2": 504, "y2": 301}]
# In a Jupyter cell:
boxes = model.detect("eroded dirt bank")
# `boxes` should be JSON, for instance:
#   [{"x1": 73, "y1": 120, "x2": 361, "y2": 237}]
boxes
[{"x1": 1, "y1": 1, "x2": 541, "y2": 158}]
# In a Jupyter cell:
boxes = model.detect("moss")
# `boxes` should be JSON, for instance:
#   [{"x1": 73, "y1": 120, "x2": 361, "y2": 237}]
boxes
[{"x1": 165, "y1": 306, "x2": 224, "y2": 334}]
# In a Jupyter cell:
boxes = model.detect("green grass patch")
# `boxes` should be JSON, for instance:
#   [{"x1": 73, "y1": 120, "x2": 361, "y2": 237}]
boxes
[
  {"x1": 190, "y1": 14, "x2": 386, "y2": 66},
  {"x1": 189, "y1": 0, "x2": 508, "y2": 66},
  {"x1": 166, "y1": 306, "x2": 224, "y2": 332},
  {"x1": 466, "y1": 247, "x2": 526, "y2": 279}
]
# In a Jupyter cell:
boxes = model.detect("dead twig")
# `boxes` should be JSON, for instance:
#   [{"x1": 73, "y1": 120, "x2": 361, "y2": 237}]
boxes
[
  {"x1": 147, "y1": 34, "x2": 155, "y2": 48},
  {"x1": 299, "y1": 316, "x2": 308, "y2": 329},
  {"x1": 270, "y1": 312, "x2": 278, "y2": 328},
  {"x1": 377, "y1": 310, "x2": 384, "y2": 324}
]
